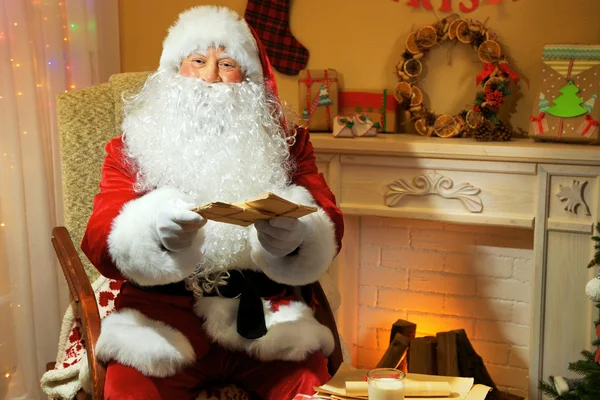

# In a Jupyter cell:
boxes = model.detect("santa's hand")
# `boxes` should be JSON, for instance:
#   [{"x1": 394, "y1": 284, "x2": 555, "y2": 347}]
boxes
[
  {"x1": 254, "y1": 217, "x2": 306, "y2": 258},
  {"x1": 155, "y1": 201, "x2": 206, "y2": 252}
]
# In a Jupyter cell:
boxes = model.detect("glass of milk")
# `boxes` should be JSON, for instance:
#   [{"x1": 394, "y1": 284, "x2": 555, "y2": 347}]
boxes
[{"x1": 367, "y1": 368, "x2": 406, "y2": 400}]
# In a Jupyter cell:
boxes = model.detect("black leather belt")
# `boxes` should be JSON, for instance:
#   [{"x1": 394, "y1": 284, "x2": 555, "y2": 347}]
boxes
[{"x1": 129, "y1": 269, "x2": 290, "y2": 340}]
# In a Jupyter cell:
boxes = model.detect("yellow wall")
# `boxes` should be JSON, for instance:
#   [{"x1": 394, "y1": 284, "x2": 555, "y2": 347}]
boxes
[{"x1": 118, "y1": 0, "x2": 600, "y2": 131}]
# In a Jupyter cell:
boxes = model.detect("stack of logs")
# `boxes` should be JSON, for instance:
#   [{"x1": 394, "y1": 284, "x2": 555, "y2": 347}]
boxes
[{"x1": 376, "y1": 320, "x2": 523, "y2": 400}]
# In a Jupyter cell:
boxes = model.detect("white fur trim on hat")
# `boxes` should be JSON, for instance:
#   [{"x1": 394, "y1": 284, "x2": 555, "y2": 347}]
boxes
[{"x1": 159, "y1": 6, "x2": 263, "y2": 83}]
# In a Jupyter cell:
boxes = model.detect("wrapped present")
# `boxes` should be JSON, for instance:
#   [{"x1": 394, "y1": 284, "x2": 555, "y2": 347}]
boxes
[
  {"x1": 298, "y1": 69, "x2": 339, "y2": 131},
  {"x1": 338, "y1": 89, "x2": 398, "y2": 133},
  {"x1": 529, "y1": 44, "x2": 600, "y2": 144}
]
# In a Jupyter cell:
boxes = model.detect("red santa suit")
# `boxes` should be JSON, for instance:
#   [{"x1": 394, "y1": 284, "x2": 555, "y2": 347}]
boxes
[{"x1": 81, "y1": 6, "x2": 344, "y2": 400}]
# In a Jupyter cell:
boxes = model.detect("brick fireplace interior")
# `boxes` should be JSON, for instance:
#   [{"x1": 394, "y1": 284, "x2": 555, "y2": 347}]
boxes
[{"x1": 353, "y1": 216, "x2": 533, "y2": 398}]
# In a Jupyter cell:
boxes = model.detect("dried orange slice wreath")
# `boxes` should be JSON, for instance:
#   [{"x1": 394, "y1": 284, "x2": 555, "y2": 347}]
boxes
[{"x1": 394, "y1": 14, "x2": 517, "y2": 139}]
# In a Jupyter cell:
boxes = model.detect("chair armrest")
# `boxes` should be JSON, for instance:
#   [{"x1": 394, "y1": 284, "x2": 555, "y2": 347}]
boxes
[{"x1": 52, "y1": 226, "x2": 105, "y2": 400}]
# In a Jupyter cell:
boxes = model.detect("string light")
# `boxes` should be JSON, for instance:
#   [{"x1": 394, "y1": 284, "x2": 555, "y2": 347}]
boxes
[
  {"x1": 0, "y1": 223, "x2": 4, "y2": 227},
  {"x1": 70, "y1": 85, "x2": 75, "y2": 89},
  {"x1": 23, "y1": 131, "x2": 27, "y2": 135},
  {"x1": 17, "y1": 92, "x2": 22, "y2": 96},
  {"x1": 13, "y1": 22, "x2": 17, "y2": 26},
  {"x1": 4, "y1": 373, "x2": 9, "y2": 378}
]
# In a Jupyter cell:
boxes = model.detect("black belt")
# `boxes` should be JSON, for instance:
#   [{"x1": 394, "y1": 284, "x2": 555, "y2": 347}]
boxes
[{"x1": 129, "y1": 269, "x2": 290, "y2": 340}]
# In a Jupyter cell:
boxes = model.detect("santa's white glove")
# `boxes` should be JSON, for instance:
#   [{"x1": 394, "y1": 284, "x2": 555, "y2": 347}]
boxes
[
  {"x1": 155, "y1": 200, "x2": 207, "y2": 252},
  {"x1": 254, "y1": 217, "x2": 306, "y2": 258}
]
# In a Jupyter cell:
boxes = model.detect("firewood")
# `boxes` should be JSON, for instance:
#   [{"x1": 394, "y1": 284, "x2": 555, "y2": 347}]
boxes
[
  {"x1": 408, "y1": 336, "x2": 437, "y2": 374},
  {"x1": 389, "y1": 320, "x2": 416, "y2": 372},
  {"x1": 376, "y1": 333, "x2": 410, "y2": 369},
  {"x1": 454, "y1": 329, "x2": 499, "y2": 400},
  {"x1": 436, "y1": 331, "x2": 460, "y2": 376}
]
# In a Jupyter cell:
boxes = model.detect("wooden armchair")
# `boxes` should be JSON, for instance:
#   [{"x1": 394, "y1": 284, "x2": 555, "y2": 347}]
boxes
[{"x1": 48, "y1": 72, "x2": 344, "y2": 399}]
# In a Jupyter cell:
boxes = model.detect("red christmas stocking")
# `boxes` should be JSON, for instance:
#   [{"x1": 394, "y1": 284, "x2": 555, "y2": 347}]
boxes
[{"x1": 244, "y1": 0, "x2": 309, "y2": 75}]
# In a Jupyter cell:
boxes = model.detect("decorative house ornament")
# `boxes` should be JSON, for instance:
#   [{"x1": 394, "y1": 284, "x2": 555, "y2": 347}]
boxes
[
  {"x1": 384, "y1": 172, "x2": 483, "y2": 213},
  {"x1": 556, "y1": 180, "x2": 591, "y2": 216},
  {"x1": 394, "y1": 14, "x2": 518, "y2": 141}
]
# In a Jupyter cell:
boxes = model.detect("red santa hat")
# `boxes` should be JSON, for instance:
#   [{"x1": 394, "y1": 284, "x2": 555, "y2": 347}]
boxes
[{"x1": 159, "y1": 6, "x2": 278, "y2": 97}]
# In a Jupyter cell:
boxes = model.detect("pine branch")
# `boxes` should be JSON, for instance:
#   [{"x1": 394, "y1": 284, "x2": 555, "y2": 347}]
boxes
[{"x1": 539, "y1": 379, "x2": 560, "y2": 398}]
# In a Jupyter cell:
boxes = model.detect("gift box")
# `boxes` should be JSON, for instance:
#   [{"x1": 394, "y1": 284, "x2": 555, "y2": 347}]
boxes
[
  {"x1": 298, "y1": 69, "x2": 339, "y2": 131},
  {"x1": 338, "y1": 89, "x2": 398, "y2": 133},
  {"x1": 528, "y1": 44, "x2": 600, "y2": 144}
]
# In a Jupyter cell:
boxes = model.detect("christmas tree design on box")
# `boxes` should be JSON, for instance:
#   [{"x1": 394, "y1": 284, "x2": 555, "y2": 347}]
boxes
[{"x1": 529, "y1": 44, "x2": 600, "y2": 144}]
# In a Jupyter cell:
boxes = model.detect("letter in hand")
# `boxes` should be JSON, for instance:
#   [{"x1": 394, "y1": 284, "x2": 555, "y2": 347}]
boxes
[
  {"x1": 156, "y1": 200, "x2": 207, "y2": 252},
  {"x1": 255, "y1": 216, "x2": 306, "y2": 258}
]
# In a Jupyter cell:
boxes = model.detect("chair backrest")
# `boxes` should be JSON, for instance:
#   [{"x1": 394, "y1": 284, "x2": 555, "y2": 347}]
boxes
[{"x1": 57, "y1": 72, "x2": 150, "y2": 282}]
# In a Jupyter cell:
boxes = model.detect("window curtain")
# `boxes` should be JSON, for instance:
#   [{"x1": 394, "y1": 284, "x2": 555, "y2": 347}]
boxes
[{"x1": 0, "y1": 0, "x2": 119, "y2": 398}]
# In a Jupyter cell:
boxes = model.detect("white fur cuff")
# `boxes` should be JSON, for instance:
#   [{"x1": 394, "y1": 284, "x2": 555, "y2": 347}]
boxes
[
  {"x1": 250, "y1": 185, "x2": 338, "y2": 286},
  {"x1": 107, "y1": 187, "x2": 204, "y2": 286},
  {"x1": 95, "y1": 309, "x2": 196, "y2": 377}
]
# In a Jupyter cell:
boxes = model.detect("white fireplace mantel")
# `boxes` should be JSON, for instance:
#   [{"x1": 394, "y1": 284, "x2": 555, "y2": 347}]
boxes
[{"x1": 312, "y1": 134, "x2": 600, "y2": 399}]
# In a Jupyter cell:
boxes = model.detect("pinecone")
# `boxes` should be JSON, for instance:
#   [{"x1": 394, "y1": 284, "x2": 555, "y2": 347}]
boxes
[
  {"x1": 473, "y1": 123, "x2": 494, "y2": 142},
  {"x1": 493, "y1": 121, "x2": 512, "y2": 141}
]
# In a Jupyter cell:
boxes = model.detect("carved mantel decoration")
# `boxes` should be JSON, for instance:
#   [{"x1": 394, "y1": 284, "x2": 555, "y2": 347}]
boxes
[
  {"x1": 556, "y1": 180, "x2": 591, "y2": 216},
  {"x1": 384, "y1": 171, "x2": 483, "y2": 213}
]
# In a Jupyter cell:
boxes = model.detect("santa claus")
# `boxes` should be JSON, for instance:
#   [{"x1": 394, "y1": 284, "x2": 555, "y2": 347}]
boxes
[{"x1": 81, "y1": 5, "x2": 344, "y2": 400}]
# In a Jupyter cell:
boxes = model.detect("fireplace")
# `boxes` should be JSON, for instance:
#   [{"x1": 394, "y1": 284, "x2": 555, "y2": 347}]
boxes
[
  {"x1": 312, "y1": 134, "x2": 600, "y2": 400},
  {"x1": 354, "y1": 217, "x2": 533, "y2": 398}
]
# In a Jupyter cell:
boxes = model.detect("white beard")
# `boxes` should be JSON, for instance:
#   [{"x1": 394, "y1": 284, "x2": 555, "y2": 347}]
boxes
[{"x1": 121, "y1": 70, "x2": 292, "y2": 288}]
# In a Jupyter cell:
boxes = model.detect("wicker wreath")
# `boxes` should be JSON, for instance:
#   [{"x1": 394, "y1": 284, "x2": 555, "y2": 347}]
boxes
[{"x1": 394, "y1": 14, "x2": 518, "y2": 140}]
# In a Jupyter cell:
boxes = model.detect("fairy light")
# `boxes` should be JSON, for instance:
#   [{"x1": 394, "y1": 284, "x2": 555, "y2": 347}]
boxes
[
  {"x1": 4, "y1": 373, "x2": 9, "y2": 378},
  {"x1": 13, "y1": 22, "x2": 17, "y2": 26},
  {"x1": 17, "y1": 92, "x2": 22, "y2": 96},
  {"x1": 0, "y1": 223, "x2": 4, "y2": 227}
]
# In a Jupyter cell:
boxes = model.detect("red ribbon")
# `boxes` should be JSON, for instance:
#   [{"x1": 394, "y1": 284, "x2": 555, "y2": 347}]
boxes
[
  {"x1": 530, "y1": 112, "x2": 545, "y2": 134},
  {"x1": 476, "y1": 63, "x2": 495, "y2": 86},
  {"x1": 476, "y1": 63, "x2": 520, "y2": 86},
  {"x1": 581, "y1": 114, "x2": 599, "y2": 136},
  {"x1": 498, "y1": 63, "x2": 519, "y2": 84}
]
